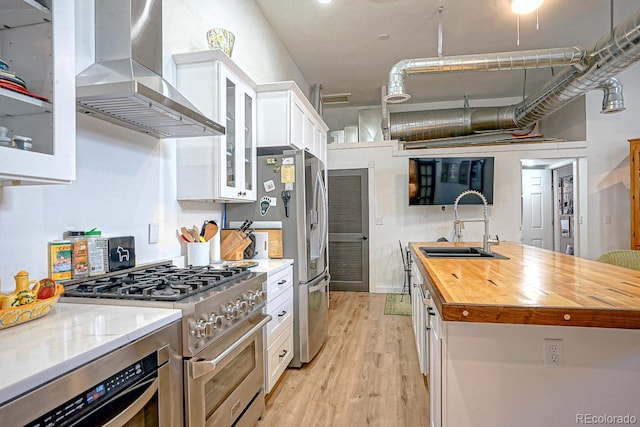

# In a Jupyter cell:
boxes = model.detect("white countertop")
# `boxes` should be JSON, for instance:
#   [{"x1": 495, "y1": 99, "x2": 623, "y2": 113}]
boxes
[
  {"x1": 224, "y1": 258, "x2": 294, "y2": 275},
  {"x1": 0, "y1": 303, "x2": 181, "y2": 406}
]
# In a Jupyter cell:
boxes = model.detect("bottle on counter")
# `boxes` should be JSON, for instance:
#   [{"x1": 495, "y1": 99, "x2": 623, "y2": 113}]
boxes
[
  {"x1": 48, "y1": 240, "x2": 72, "y2": 282},
  {"x1": 86, "y1": 228, "x2": 109, "y2": 276},
  {"x1": 64, "y1": 231, "x2": 89, "y2": 279}
]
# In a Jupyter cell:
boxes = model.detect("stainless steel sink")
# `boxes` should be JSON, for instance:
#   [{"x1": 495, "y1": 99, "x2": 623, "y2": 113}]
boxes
[{"x1": 420, "y1": 246, "x2": 509, "y2": 259}]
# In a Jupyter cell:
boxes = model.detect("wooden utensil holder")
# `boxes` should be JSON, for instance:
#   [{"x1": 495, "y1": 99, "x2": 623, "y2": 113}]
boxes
[{"x1": 220, "y1": 230, "x2": 251, "y2": 260}]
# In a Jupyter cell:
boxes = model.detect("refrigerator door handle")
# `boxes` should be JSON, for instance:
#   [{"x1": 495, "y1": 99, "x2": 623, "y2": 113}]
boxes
[
  {"x1": 317, "y1": 170, "x2": 329, "y2": 256},
  {"x1": 308, "y1": 279, "x2": 328, "y2": 294}
]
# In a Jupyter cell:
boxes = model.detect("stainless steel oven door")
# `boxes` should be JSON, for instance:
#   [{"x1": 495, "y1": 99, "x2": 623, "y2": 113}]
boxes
[{"x1": 185, "y1": 314, "x2": 271, "y2": 427}]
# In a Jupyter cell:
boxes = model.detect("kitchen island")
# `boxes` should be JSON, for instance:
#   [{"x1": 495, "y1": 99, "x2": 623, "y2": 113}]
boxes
[{"x1": 410, "y1": 241, "x2": 640, "y2": 427}]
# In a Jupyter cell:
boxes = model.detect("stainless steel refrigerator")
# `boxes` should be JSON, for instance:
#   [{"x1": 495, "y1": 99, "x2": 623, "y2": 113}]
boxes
[{"x1": 226, "y1": 150, "x2": 329, "y2": 367}]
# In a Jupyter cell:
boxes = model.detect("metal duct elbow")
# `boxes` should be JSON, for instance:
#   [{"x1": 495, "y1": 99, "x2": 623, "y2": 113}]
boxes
[
  {"x1": 383, "y1": 47, "x2": 585, "y2": 104},
  {"x1": 389, "y1": 7, "x2": 640, "y2": 143},
  {"x1": 599, "y1": 77, "x2": 625, "y2": 113},
  {"x1": 384, "y1": 60, "x2": 411, "y2": 103}
]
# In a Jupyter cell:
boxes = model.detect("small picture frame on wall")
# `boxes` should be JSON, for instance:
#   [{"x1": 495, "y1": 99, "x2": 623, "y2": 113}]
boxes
[
  {"x1": 565, "y1": 244, "x2": 574, "y2": 255},
  {"x1": 561, "y1": 218, "x2": 571, "y2": 237}
]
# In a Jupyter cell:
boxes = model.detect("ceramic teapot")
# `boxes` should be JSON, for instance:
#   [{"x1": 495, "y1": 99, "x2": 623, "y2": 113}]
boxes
[{"x1": 1, "y1": 271, "x2": 41, "y2": 309}]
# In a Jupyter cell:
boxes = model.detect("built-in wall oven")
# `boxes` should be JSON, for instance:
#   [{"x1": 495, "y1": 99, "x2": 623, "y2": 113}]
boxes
[{"x1": 0, "y1": 320, "x2": 182, "y2": 426}]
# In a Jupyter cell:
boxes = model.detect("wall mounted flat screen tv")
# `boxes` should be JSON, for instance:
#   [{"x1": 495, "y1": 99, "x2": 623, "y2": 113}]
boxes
[{"x1": 409, "y1": 157, "x2": 495, "y2": 205}]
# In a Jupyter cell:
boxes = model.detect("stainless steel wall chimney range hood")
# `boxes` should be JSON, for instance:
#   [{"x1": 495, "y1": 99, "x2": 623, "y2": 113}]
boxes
[{"x1": 76, "y1": 0, "x2": 224, "y2": 139}]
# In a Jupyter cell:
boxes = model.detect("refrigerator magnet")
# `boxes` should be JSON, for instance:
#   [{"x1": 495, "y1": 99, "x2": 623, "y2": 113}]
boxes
[
  {"x1": 281, "y1": 165, "x2": 295, "y2": 183},
  {"x1": 260, "y1": 196, "x2": 271, "y2": 216},
  {"x1": 282, "y1": 157, "x2": 294, "y2": 165},
  {"x1": 264, "y1": 179, "x2": 276, "y2": 192}
]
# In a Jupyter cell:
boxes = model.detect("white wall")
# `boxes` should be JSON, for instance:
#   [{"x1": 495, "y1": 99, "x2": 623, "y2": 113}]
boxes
[
  {"x1": 163, "y1": 0, "x2": 309, "y2": 94},
  {"x1": 0, "y1": 0, "x2": 304, "y2": 291},
  {"x1": 327, "y1": 64, "x2": 640, "y2": 293}
]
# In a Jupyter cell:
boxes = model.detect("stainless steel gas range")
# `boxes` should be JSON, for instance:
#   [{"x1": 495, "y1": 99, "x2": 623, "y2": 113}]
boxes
[{"x1": 61, "y1": 262, "x2": 271, "y2": 427}]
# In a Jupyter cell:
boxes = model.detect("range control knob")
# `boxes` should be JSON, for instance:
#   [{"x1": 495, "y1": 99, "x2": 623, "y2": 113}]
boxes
[
  {"x1": 235, "y1": 298, "x2": 250, "y2": 315},
  {"x1": 202, "y1": 314, "x2": 224, "y2": 336},
  {"x1": 225, "y1": 302, "x2": 240, "y2": 319},
  {"x1": 245, "y1": 291, "x2": 257, "y2": 306},
  {"x1": 208, "y1": 313, "x2": 224, "y2": 328},
  {"x1": 191, "y1": 320, "x2": 206, "y2": 338},
  {"x1": 254, "y1": 289, "x2": 266, "y2": 304}
]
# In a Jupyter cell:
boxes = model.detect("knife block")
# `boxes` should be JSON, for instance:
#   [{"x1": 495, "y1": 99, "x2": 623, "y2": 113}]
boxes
[{"x1": 220, "y1": 230, "x2": 251, "y2": 260}]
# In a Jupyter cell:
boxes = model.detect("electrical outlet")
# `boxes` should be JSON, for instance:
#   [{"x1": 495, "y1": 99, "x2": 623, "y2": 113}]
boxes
[
  {"x1": 543, "y1": 338, "x2": 563, "y2": 367},
  {"x1": 375, "y1": 217, "x2": 383, "y2": 225}
]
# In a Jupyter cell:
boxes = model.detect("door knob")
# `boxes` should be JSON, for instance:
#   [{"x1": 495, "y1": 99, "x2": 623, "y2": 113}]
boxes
[{"x1": 362, "y1": 236, "x2": 368, "y2": 240}]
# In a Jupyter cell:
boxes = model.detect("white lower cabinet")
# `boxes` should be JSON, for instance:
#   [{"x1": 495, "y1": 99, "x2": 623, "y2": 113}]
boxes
[
  {"x1": 265, "y1": 314, "x2": 294, "y2": 393},
  {"x1": 411, "y1": 260, "x2": 429, "y2": 376},
  {"x1": 429, "y1": 305, "x2": 443, "y2": 427},
  {"x1": 263, "y1": 264, "x2": 294, "y2": 394}
]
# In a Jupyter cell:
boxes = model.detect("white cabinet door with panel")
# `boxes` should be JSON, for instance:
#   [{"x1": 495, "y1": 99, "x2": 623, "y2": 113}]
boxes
[
  {"x1": 256, "y1": 81, "x2": 328, "y2": 161},
  {"x1": 263, "y1": 263, "x2": 294, "y2": 394},
  {"x1": 0, "y1": 0, "x2": 75, "y2": 185},
  {"x1": 174, "y1": 50, "x2": 256, "y2": 202}
]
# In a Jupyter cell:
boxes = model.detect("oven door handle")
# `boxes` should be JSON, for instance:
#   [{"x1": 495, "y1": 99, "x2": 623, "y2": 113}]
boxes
[
  {"x1": 190, "y1": 314, "x2": 272, "y2": 380},
  {"x1": 103, "y1": 377, "x2": 159, "y2": 427}
]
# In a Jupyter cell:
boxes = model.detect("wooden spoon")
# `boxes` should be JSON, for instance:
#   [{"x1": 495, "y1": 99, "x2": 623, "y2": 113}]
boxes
[
  {"x1": 180, "y1": 227, "x2": 194, "y2": 242},
  {"x1": 204, "y1": 221, "x2": 219, "y2": 242}
]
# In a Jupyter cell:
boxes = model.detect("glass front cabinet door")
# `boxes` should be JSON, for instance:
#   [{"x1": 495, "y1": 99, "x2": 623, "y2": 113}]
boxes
[
  {"x1": 174, "y1": 50, "x2": 256, "y2": 202},
  {"x1": 0, "y1": 0, "x2": 76, "y2": 185}
]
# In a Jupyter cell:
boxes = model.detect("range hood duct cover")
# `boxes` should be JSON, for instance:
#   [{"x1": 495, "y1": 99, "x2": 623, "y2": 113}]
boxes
[
  {"x1": 389, "y1": 7, "x2": 640, "y2": 143},
  {"x1": 76, "y1": 0, "x2": 224, "y2": 139}
]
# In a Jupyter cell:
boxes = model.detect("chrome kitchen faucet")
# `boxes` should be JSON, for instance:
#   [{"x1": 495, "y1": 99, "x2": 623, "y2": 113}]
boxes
[{"x1": 453, "y1": 190, "x2": 499, "y2": 252}]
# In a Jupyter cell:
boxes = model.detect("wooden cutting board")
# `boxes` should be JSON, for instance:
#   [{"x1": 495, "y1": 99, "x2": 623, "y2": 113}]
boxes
[{"x1": 221, "y1": 229, "x2": 283, "y2": 259}]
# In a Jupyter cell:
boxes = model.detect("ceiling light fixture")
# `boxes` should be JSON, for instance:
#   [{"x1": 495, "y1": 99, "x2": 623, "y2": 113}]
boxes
[
  {"x1": 511, "y1": 0, "x2": 543, "y2": 15},
  {"x1": 317, "y1": 0, "x2": 333, "y2": 4}
]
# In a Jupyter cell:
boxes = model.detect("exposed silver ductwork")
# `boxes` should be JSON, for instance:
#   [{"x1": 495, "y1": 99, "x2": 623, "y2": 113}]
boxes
[
  {"x1": 384, "y1": 47, "x2": 586, "y2": 104},
  {"x1": 76, "y1": 0, "x2": 225, "y2": 139},
  {"x1": 387, "y1": 7, "x2": 640, "y2": 143}
]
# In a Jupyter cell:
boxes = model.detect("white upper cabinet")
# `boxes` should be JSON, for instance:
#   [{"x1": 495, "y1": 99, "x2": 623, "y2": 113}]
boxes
[
  {"x1": 256, "y1": 82, "x2": 328, "y2": 163},
  {"x1": 0, "y1": 0, "x2": 75, "y2": 185},
  {"x1": 174, "y1": 50, "x2": 257, "y2": 202}
]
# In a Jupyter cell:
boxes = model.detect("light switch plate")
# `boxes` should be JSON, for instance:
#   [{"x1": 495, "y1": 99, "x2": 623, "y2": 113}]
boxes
[{"x1": 149, "y1": 223, "x2": 159, "y2": 244}]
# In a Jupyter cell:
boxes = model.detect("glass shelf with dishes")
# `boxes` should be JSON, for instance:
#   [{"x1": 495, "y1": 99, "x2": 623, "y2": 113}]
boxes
[{"x1": 0, "y1": 0, "x2": 75, "y2": 185}]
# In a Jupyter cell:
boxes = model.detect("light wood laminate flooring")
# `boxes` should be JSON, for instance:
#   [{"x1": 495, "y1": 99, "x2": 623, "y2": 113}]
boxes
[{"x1": 257, "y1": 291, "x2": 429, "y2": 427}]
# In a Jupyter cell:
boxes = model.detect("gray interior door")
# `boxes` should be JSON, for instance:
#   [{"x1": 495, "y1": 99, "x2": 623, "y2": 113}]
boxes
[{"x1": 328, "y1": 169, "x2": 369, "y2": 292}]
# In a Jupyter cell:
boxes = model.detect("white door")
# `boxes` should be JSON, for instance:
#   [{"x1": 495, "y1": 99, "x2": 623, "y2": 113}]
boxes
[{"x1": 521, "y1": 169, "x2": 553, "y2": 249}]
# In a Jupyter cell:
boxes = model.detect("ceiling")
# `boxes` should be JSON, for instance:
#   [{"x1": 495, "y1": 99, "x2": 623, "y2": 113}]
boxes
[{"x1": 255, "y1": 0, "x2": 640, "y2": 109}]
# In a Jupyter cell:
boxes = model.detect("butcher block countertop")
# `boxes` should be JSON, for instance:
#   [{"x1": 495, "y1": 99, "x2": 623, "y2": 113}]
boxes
[{"x1": 409, "y1": 241, "x2": 640, "y2": 329}]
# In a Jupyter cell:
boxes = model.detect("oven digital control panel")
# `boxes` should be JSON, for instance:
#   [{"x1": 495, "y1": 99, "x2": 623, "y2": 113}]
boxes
[{"x1": 25, "y1": 353, "x2": 157, "y2": 427}]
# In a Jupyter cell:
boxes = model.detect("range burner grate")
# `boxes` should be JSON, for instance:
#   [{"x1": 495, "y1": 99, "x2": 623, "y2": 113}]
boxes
[{"x1": 63, "y1": 264, "x2": 251, "y2": 301}]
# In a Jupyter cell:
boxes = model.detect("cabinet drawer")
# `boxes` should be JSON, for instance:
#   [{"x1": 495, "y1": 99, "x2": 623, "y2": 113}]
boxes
[
  {"x1": 266, "y1": 328, "x2": 294, "y2": 394},
  {"x1": 265, "y1": 287, "x2": 293, "y2": 347},
  {"x1": 266, "y1": 266, "x2": 293, "y2": 302}
]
